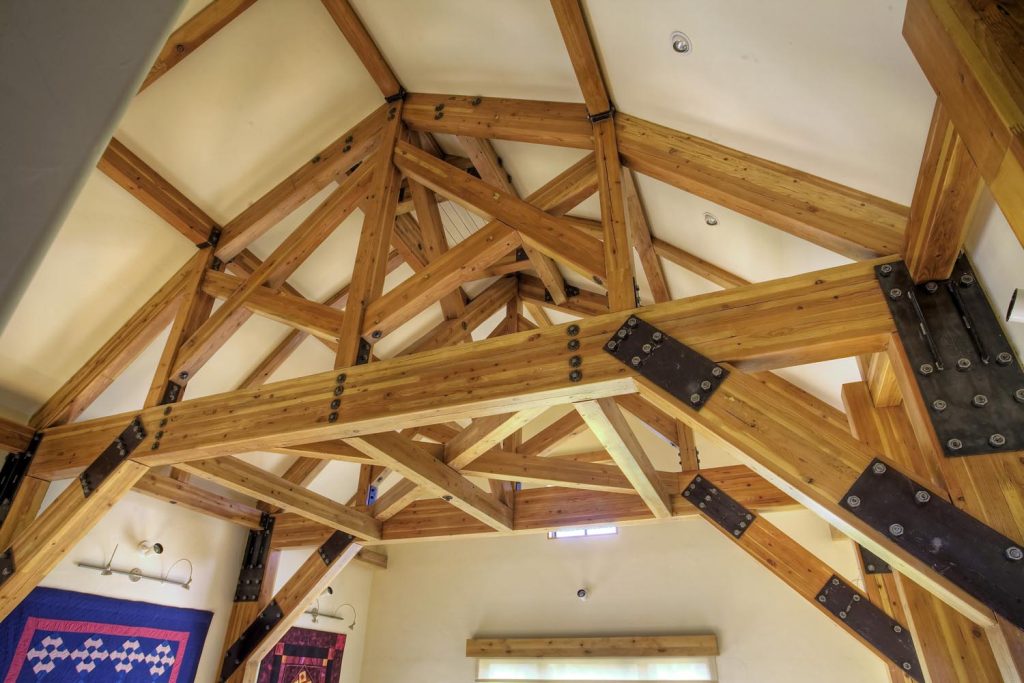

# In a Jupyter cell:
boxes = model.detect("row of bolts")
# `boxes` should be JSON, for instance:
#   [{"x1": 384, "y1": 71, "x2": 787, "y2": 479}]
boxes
[{"x1": 845, "y1": 461, "x2": 1023, "y2": 562}]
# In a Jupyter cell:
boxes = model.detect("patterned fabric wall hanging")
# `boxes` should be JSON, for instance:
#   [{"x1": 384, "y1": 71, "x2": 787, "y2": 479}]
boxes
[
  {"x1": 0, "y1": 587, "x2": 212, "y2": 682},
  {"x1": 257, "y1": 626, "x2": 346, "y2": 683}
]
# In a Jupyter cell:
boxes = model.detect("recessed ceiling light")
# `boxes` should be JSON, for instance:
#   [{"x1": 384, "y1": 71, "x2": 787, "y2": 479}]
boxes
[
  {"x1": 671, "y1": 31, "x2": 691, "y2": 54},
  {"x1": 703, "y1": 212, "x2": 718, "y2": 226}
]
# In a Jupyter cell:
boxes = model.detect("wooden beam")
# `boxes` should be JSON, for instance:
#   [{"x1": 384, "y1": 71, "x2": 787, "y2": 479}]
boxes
[
  {"x1": 457, "y1": 135, "x2": 568, "y2": 303},
  {"x1": 0, "y1": 418, "x2": 33, "y2": 454},
  {"x1": 0, "y1": 461, "x2": 148, "y2": 620},
  {"x1": 140, "y1": 0, "x2": 257, "y2": 92},
  {"x1": 402, "y1": 93, "x2": 909, "y2": 259},
  {"x1": 594, "y1": 117, "x2": 635, "y2": 310},
  {"x1": 29, "y1": 256, "x2": 190, "y2": 429},
  {"x1": 576, "y1": 398, "x2": 671, "y2": 518},
  {"x1": 179, "y1": 457, "x2": 382, "y2": 540},
  {"x1": 549, "y1": 0, "x2": 611, "y2": 115},
  {"x1": 857, "y1": 352, "x2": 903, "y2": 408},
  {"x1": 398, "y1": 276, "x2": 516, "y2": 355},
  {"x1": 393, "y1": 141, "x2": 606, "y2": 281},
  {"x1": 467, "y1": 634, "x2": 718, "y2": 658},
  {"x1": 320, "y1": 0, "x2": 401, "y2": 97},
  {"x1": 903, "y1": 0, "x2": 1024, "y2": 248},
  {"x1": 216, "y1": 106, "x2": 385, "y2": 259},
  {"x1": 98, "y1": 138, "x2": 217, "y2": 245},
  {"x1": 31, "y1": 259, "x2": 895, "y2": 478},
  {"x1": 336, "y1": 105, "x2": 405, "y2": 366},
  {"x1": 842, "y1": 381, "x2": 1004, "y2": 683},
  {"x1": 461, "y1": 451, "x2": 637, "y2": 494},
  {"x1": 687, "y1": 473, "x2": 919, "y2": 675},
  {"x1": 653, "y1": 237, "x2": 751, "y2": 290},
  {"x1": 133, "y1": 471, "x2": 264, "y2": 529},
  {"x1": 520, "y1": 411, "x2": 589, "y2": 458},
  {"x1": 518, "y1": 274, "x2": 608, "y2": 318},
  {"x1": 370, "y1": 479, "x2": 422, "y2": 520},
  {"x1": 218, "y1": 534, "x2": 361, "y2": 682},
  {"x1": 0, "y1": 477, "x2": 47, "y2": 550},
  {"x1": 408, "y1": 176, "x2": 469, "y2": 319},
  {"x1": 623, "y1": 170, "x2": 671, "y2": 304},
  {"x1": 176, "y1": 162, "x2": 373, "y2": 381},
  {"x1": 903, "y1": 100, "x2": 984, "y2": 282},
  {"x1": 445, "y1": 408, "x2": 545, "y2": 470},
  {"x1": 348, "y1": 432, "x2": 513, "y2": 531}
]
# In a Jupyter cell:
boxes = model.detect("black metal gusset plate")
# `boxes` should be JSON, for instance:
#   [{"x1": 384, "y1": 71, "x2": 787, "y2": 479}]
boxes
[
  {"x1": 682, "y1": 474, "x2": 755, "y2": 538},
  {"x1": 79, "y1": 417, "x2": 146, "y2": 497},
  {"x1": 858, "y1": 545, "x2": 892, "y2": 575},
  {"x1": 842, "y1": 458, "x2": 1024, "y2": 629},
  {"x1": 158, "y1": 380, "x2": 183, "y2": 405},
  {"x1": 219, "y1": 599, "x2": 284, "y2": 682},
  {"x1": 816, "y1": 575, "x2": 922, "y2": 681},
  {"x1": 0, "y1": 432, "x2": 42, "y2": 526},
  {"x1": 604, "y1": 316, "x2": 728, "y2": 410},
  {"x1": 0, "y1": 549, "x2": 14, "y2": 587},
  {"x1": 234, "y1": 514, "x2": 276, "y2": 603},
  {"x1": 318, "y1": 531, "x2": 356, "y2": 565},
  {"x1": 876, "y1": 256, "x2": 1024, "y2": 456}
]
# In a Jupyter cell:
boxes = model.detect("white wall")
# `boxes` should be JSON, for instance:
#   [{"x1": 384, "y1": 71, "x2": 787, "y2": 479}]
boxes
[
  {"x1": 272, "y1": 548, "x2": 377, "y2": 683},
  {"x1": 34, "y1": 484, "x2": 376, "y2": 682},
  {"x1": 37, "y1": 484, "x2": 248, "y2": 681},
  {"x1": 360, "y1": 511, "x2": 888, "y2": 683}
]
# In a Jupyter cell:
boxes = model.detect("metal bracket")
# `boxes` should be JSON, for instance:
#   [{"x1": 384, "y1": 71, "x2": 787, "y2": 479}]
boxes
[
  {"x1": 858, "y1": 545, "x2": 892, "y2": 575},
  {"x1": 79, "y1": 417, "x2": 147, "y2": 497},
  {"x1": 0, "y1": 432, "x2": 43, "y2": 526},
  {"x1": 317, "y1": 531, "x2": 356, "y2": 565},
  {"x1": 0, "y1": 548, "x2": 15, "y2": 586},
  {"x1": 515, "y1": 246, "x2": 528, "y2": 262},
  {"x1": 587, "y1": 105, "x2": 615, "y2": 123},
  {"x1": 876, "y1": 256, "x2": 1024, "y2": 456},
  {"x1": 196, "y1": 225, "x2": 222, "y2": 249},
  {"x1": 816, "y1": 575, "x2": 922, "y2": 681},
  {"x1": 384, "y1": 86, "x2": 407, "y2": 103},
  {"x1": 158, "y1": 380, "x2": 183, "y2": 406},
  {"x1": 842, "y1": 458, "x2": 1024, "y2": 629},
  {"x1": 366, "y1": 485, "x2": 378, "y2": 506},
  {"x1": 544, "y1": 284, "x2": 581, "y2": 303},
  {"x1": 355, "y1": 338, "x2": 372, "y2": 365},
  {"x1": 219, "y1": 599, "x2": 284, "y2": 682},
  {"x1": 604, "y1": 316, "x2": 728, "y2": 410},
  {"x1": 682, "y1": 474, "x2": 755, "y2": 538},
  {"x1": 233, "y1": 513, "x2": 275, "y2": 603}
]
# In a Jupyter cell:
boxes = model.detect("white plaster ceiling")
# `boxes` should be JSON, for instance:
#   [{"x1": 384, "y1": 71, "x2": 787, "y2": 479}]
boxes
[{"x1": 0, "y1": 0, "x2": 962, "y2": 504}]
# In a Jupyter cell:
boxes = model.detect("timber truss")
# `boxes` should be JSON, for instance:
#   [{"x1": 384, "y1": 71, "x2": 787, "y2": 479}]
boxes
[{"x1": 1, "y1": 1, "x2": 1023, "y2": 682}]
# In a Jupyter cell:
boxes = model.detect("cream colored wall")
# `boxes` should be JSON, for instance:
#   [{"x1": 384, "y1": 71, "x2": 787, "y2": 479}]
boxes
[
  {"x1": 34, "y1": 482, "x2": 376, "y2": 682},
  {"x1": 360, "y1": 511, "x2": 887, "y2": 683}
]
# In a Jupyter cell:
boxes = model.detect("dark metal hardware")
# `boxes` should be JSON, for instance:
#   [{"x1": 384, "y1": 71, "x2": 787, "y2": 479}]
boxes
[
  {"x1": 682, "y1": 474, "x2": 755, "y2": 538},
  {"x1": 816, "y1": 575, "x2": 922, "y2": 681},
  {"x1": 876, "y1": 257, "x2": 1024, "y2": 456},
  {"x1": 0, "y1": 432, "x2": 42, "y2": 526},
  {"x1": 79, "y1": 417, "x2": 147, "y2": 497},
  {"x1": 587, "y1": 106, "x2": 615, "y2": 123},
  {"x1": 317, "y1": 531, "x2": 356, "y2": 566},
  {"x1": 158, "y1": 380, "x2": 183, "y2": 405},
  {"x1": 233, "y1": 514, "x2": 275, "y2": 603},
  {"x1": 604, "y1": 316, "x2": 727, "y2": 410},
  {"x1": 196, "y1": 225, "x2": 222, "y2": 249},
  {"x1": 355, "y1": 338, "x2": 372, "y2": 365},
  {"x1": 842, "y1": 458, "x2": 1024, "y2": 629},
  {"x1": 218, "y1": 599, "x2": 284, "y2": 681},
  {"x1": 858, "y1": 545, "x2": 892, "y2": 575},
  {"x1": 384, "y1": 86, "x2": 407, "y2": 103}
]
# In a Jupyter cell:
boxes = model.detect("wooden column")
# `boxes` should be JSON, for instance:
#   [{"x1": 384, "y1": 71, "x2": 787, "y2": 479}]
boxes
[
  {"x1": 902, "y1": 100, "x2": 983, "y2": 283},
  {"x1": 843, "y1": 381, "x2": 1003, "y2": 683}
]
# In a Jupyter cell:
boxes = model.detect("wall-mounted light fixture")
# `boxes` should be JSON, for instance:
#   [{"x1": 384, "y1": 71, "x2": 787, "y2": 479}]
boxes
[
  {"x1": 305, "y1": 600, "x2": 357, "y2": 630},
  {"x1": 76, "y1": 544, "x2": 193, "y2": 589}
]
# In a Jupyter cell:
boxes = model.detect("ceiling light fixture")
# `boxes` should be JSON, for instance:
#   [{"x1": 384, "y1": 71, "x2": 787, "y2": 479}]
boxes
[
  {"x1": 671, "y1": 31, "x2": 692, "y2": 54},
  {"x1": 703, "y1": 212, "x2": 719, "y2": 226}
]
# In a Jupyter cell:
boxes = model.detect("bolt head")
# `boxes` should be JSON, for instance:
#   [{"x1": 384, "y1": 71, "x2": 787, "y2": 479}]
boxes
[
  {"x1": 689, "y1": 393, "x2": 701, "y2": 405},
  {"x1": 893, "y1": 625, "x2": 902, "y2": 634},
  {"x1": 651, "y1": 331, "x2": 664, "y2": 342},
  {"x1": 626, "y1": 318, "x2": 638, "y2": 328},
  {"x1": 630, "y1": 356, "x2": 642, "y2": 367},
  {"x1": 839, "y1": 611, "x2": 847, "y2": 620},
  {"x1": 997, "y1": 351, "x2": 1013, "y2": 366},
  {"x1": 569, "y1": 370, "x2": 582, "y2": 382},
  {"x1": 915, "y1": 490, "x2": 931, "y2": 504},
  {"x1": 641, "y1": 343, "x2": 653, "y2": 353},
  {"x1": 616, "y1": 329, "x2": 628, "y2": 339},
  {"x1": 846, "y1": 495, "x2": 861, "y2": 508},
  {"x1": 879, "y1": 264, "x2": 893, "y2": 276},
  {"x1": 442, "y1": 495, "x2": 453, "y2": 502},
  {"x1": 889, "y1": 523, "x2": 905, "y2": 537},
  {"x1": 567, "y1": 339, "x2": 580, "y2": 351},
  {"x1": 178, "y1": 371, "x2": 189, "y2": 380},
  {"x1": 888, "y1": 288, "x2": 903, "y2": 300},
  {"x1": 567, "y1": 324, "x2": 580, "y2": 336},
  {"x1": 371, "y1": 330, "x2": 382, "y2": 339},
  {"x1": 872, "y1": 462, "x2": 887, "y2": 475},
  {"x1": 932, "y1": 399, "x2": 948, "y2": 411},
  {"x1": 330, "y1": 399, "x2": 340, "y2": 410},
  {"x1": 902, "y1": 662, "x2": 913, "y2": 671},
  {"x1": 957, "y1": 357, "x2": 972, "y2": 370},
  {"x1": 1015, "y1": 388, "x2": 1024, "y2": 404},
  {"x1": 328, "y1": 412, "x2": 338, "y2": 423},
  {"x1": 569, "y1": 355, "x2": 582, "y2": 368},
  {"x1": 960, "y1": 273, "x2": 975, "y2": 287},
  {"x1": 924, "y1": 281, "x2": 939, "y2": 293},
  {"x1": 700, "y1": 380, "x2": 712, "y2": 391},
  {"x1": 334, "y1": 385, "x2": 344, "y2": 396},
  {"x1": 973, "y1": 394, "x2": 989, "y2": 407},
  {"x1": 947, "y1": 438, "x2": 963, "y2": 450},
  {"x1": 989, "y1": 433, "x2": 1006, "y2": 448},
  {"x1": 1006, "y1": 546, "x2": 1024, "y2": 561},
  {"x1": 606, "y1": 340, "x2": 618, "y2": 351},
  {"x1": 336, "y1": 373, "x2": 347, "y2": 383},
  {"x1": 711, "y1": 367, "x2": 723, "y2": 377},
  {"x1": 919, "y1": 363, "x2": 934, "y2": 376},
  {"x1": 817, "y1": 595, "x2": 826, "y2": 603}
]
